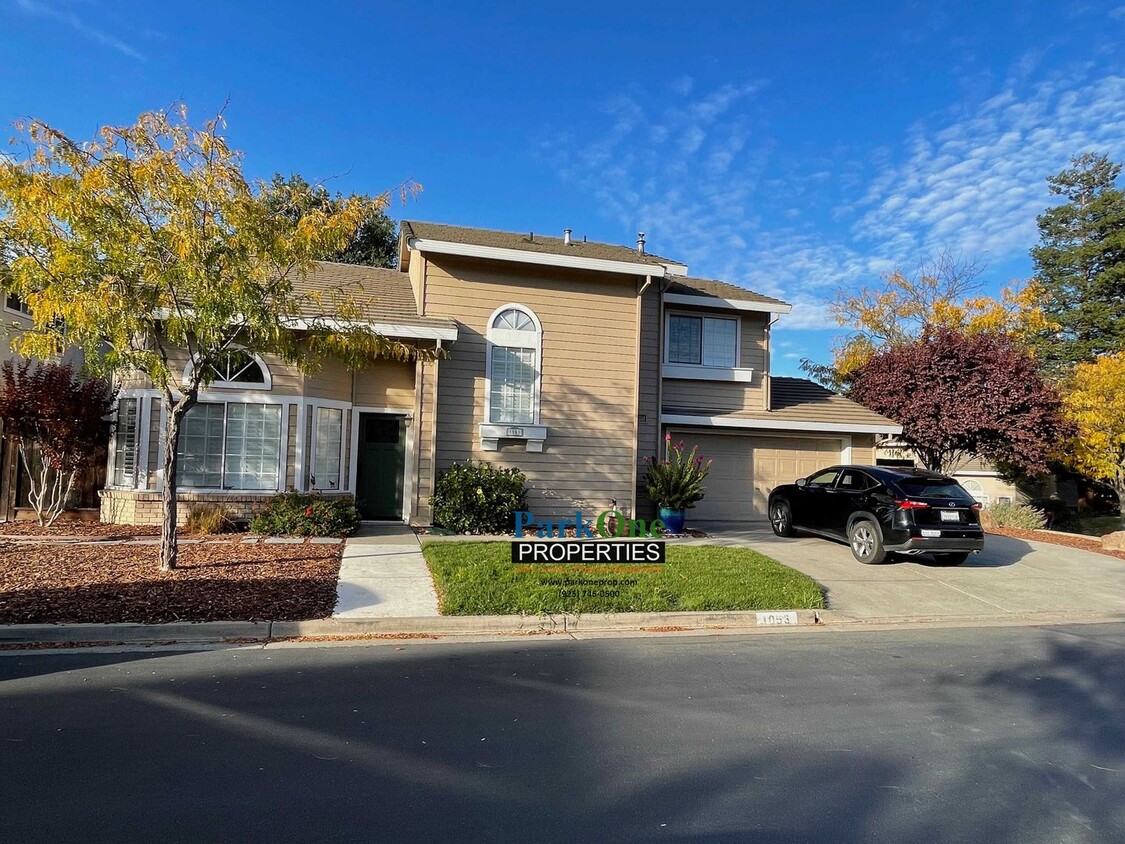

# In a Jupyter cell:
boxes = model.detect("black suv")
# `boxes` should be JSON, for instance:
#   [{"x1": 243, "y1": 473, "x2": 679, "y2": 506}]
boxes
[{"x1": 768, "y1": 465, "x2": 985, "y2": 565}]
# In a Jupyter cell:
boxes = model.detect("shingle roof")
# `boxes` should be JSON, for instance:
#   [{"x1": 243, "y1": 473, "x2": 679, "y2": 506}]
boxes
[
  {"x1": 401, "y1": 220, "x2": 680, "y2": 268},
  {"x1": 291, "y1": 261, "x2": 454, "y2": 330},
  {"x1": 662, "y1": 377, "x2": 900, "y2": 431},
  {"x1": 767, "y1": 377, "x2": 899, "y2": 427},
  {"x1": 667, "y1": 277, "x2": 790, "y2": 308}
]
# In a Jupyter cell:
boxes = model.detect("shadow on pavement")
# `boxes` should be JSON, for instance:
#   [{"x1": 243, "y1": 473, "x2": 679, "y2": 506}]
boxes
[{"x1": 1, "y1": 627, "x2": 1122, "y2": 842}]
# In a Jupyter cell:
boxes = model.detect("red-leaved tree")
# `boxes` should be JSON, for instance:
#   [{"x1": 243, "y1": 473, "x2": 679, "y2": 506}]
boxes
[
  {"x1": 849, "y1": 327, "x2": 1071, "y2": 474},
  {"x1": 0, "y1": 360, "x2": 116, "y2": 525}
]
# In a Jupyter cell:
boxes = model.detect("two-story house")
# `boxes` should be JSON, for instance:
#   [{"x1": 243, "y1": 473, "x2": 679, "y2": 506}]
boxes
[{"x1": 99, "y1": 221, "x2": 902, "y2": 526}]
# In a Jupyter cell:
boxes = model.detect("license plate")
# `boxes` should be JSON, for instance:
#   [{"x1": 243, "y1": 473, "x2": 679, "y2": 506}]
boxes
[
  {"x1": 921, "y1": 529, "x2": 941, "y2": 537},
  {"x1": 940, "y1": 511, "x2": 960, "y2": 522}
]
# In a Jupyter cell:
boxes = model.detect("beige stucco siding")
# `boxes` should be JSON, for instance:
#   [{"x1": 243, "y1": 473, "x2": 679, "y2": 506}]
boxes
[
  {"x1": 661, "y1": 311, "x2": 769, "y2": 416},
  {"x1": 353, "y1": 359, "x2": 416, "y2": 409},
  {"x1": 302, "y1": 358, "x2": 351, "y2": 401},
  {"x1": 118, "y1": 346, "x2": 303, "y2": 395},
  {"x1": 422, "y1": 255, "x2": 640, "y2": 519},
  {"x1": 851, "y1": 434, "x2": 876, "y2": 464}
]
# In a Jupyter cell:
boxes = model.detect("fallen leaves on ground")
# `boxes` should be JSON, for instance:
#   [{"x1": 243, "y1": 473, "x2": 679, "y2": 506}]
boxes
[
  {"x1": 0, "y1": 539, "x2": 342, "y2": 624},
  {"x1": 0, "y1": 521, "x2": 162, "y2": 539},
  {"x1": 988, "y1": 527, "x2": 1125, "y2": 562}
]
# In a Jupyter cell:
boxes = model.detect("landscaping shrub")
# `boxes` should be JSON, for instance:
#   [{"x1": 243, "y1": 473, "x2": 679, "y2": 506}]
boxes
[
  {"x1": 186, "y1": 503, "x2": 234, "y2": 535},
  {"x1": 987, "y1": 502, "x2": 1048, "y2": 531},
  {"x1": 250, "y1": 492, "x2": 360, "y2": 537},
  {"x1": 431, "y1": 461, "x2": 527, "y2": 534}
]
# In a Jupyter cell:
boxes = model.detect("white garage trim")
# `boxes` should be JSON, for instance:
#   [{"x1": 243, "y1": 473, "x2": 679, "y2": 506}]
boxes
[{"x1": 662, "y1": 413, "x2": 901, "y2": 436}]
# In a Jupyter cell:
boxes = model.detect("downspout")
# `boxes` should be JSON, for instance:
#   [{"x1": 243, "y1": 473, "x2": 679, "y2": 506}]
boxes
[
  {"x1": 629, "y1": 276, "x2": 650, "y2": 518},
  {"x1": 765, "y1": 313, "x2": 781, "y2": 412}
]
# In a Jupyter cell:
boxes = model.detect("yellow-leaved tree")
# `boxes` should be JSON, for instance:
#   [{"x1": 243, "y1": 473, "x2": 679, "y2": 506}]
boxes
[
  {"x1": 811, "y1": 251, "x2": 1051, "y2": 388},
  {"x1": 0, "y1": 105, "x2": 434, "y2": 569},
  {"x1": 1063, "y1": 354, "x2": 1125, "y2": 518}
]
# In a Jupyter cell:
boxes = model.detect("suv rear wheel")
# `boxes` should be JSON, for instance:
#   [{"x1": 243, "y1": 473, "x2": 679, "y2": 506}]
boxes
[
  {"x1": 848, "y1": 519, "x2": 886, "y2": 564},
  {"x1": 770, "y1": 499, "x2": 795, "y2": 537}
]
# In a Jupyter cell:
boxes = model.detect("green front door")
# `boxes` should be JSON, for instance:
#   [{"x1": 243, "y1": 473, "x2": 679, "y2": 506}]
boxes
[{"x1": 355, "y1": 413, "x2": 406, "y2": 520}]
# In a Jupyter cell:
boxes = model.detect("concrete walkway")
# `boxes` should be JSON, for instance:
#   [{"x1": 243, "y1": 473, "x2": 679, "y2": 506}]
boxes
[
  {"x1": 693, "y1": 523, "x2": 1125, "y2": 621},
  {"x1": 332, "y1": 525, "x2": 440, "y2": 618}
]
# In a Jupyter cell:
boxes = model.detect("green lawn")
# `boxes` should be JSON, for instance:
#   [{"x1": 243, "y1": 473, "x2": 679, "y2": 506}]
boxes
[{"x1": 422, "y1": 542, "x2": 825, "y2": 615}]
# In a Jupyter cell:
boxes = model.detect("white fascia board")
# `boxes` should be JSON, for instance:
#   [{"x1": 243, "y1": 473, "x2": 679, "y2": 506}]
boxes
[
  {"x1": 661, "y1": 413, "x2": 903, "y2": 436},
  {"x1": 662, "y1": 292, "x2": 792, "y2": 314},
  {"x1": 408, "y1": 237, "x2": 673, "y2": 278},
  {"x1": 283, "y1": 317, "x2": 457, "y2": 341}
]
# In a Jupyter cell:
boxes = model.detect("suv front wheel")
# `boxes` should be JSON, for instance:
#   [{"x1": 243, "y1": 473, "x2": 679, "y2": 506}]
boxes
[
  {"x1": 770, "y1": 499, "x2": 795, "y2": 537},
  {"x1": 848, "y1": 519, "x2": 886, "y2": 565}
]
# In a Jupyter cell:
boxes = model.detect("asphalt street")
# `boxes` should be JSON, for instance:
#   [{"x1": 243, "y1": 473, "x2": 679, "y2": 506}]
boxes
[{"x1": 2, "y1": 624, "x2": 1123, "y2": 843}]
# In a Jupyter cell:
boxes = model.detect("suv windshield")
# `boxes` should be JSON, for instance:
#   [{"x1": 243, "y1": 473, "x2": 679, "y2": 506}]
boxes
[{"x1": 896, "y1": 479, "x2": 974, "y2": 500}]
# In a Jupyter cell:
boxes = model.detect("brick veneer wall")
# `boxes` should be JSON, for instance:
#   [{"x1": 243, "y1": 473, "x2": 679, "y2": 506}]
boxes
[{"x1": 99, "y1": 490, "x2": 275, "y2": 525}]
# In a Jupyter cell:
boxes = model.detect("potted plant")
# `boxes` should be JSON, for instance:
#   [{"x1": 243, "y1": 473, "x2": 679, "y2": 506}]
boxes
[{"x1": 644, "y1": 433, "x2": 713, "y2": 534}]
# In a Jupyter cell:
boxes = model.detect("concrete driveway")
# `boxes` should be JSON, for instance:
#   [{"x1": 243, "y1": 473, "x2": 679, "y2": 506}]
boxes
[{"x1": 692, "y1": 523, "x2": 1125, "y2": 622}]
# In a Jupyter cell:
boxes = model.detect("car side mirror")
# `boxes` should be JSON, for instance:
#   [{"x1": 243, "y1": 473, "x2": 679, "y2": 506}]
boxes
[{"x1": 795, "y1": 478, "x2": 807, "y2": 488}]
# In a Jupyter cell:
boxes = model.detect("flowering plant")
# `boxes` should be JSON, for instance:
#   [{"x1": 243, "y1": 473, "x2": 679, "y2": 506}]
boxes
[{"x1": 644, "y1": 434, "x2": 713, "y2": 510}]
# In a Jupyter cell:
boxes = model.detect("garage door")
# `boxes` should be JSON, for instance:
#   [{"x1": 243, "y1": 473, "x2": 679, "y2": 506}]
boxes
[{"x1": 673, "y1": 432, "x2": 842, "y2": 522}]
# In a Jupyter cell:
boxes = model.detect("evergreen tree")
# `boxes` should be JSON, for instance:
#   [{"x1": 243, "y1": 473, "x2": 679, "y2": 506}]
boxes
[{"x1": 1031, "y1": 152, "x2": 1125, "y2": 370}]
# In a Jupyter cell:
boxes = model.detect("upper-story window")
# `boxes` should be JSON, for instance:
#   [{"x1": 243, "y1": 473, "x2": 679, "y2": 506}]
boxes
[
  {"x1": 185, "y1": 348, "x2": 272, "y2": 390},
  {"x1": 4, "y1": 292, "x2": 31, "y2": 316},
  {"x1": 486, "y1": 305, "x2": 541, "y2": 425},
  {"x1": 667, "y1": 313, "x2": 738, "y2": 367}
]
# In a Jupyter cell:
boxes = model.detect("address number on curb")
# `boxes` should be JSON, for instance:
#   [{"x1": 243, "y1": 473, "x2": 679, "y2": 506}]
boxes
[{"x1": 756, "y1": 611, "x2": 799, "y2": 626}]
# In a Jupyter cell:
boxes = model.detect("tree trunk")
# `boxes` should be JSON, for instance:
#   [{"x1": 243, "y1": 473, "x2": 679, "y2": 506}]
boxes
[{"x1": 159, "y1": 402, "x2": 189, "y2": 571}]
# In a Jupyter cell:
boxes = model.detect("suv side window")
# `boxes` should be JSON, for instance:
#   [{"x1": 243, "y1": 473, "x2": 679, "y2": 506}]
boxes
[
  {"x1": 837, "y1": 470, "x2": 872, "y2": 492},
  {"x1": 807, "y1": 469, "x2": 840, "y2": 488}
]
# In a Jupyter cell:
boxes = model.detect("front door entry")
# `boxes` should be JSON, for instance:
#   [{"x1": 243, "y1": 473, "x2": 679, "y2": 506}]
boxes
[{"x1": 355, "y1": 413, "x2": 406, "y2": 520}]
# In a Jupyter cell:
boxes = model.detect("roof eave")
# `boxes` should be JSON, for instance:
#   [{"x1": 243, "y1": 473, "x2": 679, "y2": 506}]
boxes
[
  {"x1": 662, "y1": 292, "x2": 793, "y2": 314},
  {"x1": 408, "y1": 237, "x2": 685, "y2": 278},
  {"x1": 661, "y1": 413, "x2": 902, "y2": 436}
]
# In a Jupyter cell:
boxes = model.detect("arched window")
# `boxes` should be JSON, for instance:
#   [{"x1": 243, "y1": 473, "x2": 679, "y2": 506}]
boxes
[
  {"x1": 184, "y1": 348, "x2": 272, "y2": 391},
  {"x1": 960, "y1": 478, "x2": 990, "y2": 506},
  {"x1": 485, "y1": 305, "x2": 541, "y2": 425}
]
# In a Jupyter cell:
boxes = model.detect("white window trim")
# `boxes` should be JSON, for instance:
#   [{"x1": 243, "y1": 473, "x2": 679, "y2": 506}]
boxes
[
  {"x1": 663, "y1": 310, "x2": 744, "y2": 373},
  {"x1": 132, "y1": 390, "x2": 291, "y2": 494},
  {"x1": 107, "y1": 397, "x2": 142, "y2": 490},
  {"x1": 3, "y1": 293, "x2": 32, "y2": 318},
  {"x1": 481, "y1": 303, "x2": 546, "y2": 451},
  {"x1": 310, "y1": 404, "x2": 347, "y2": 492},
  {"x1": 183, "y1": 348, "x2": 273, "y2": 391},
  {"x1": 175, "y1": 401, "x2": 286, "y2": 493},
  {"x1": 349, "y1": 406, "x2": 415, "y2": 522}
]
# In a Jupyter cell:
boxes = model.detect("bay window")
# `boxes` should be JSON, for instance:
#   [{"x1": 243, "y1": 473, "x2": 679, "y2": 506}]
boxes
[
  {"x1": 111, "y1": 398, "x2": 139, "y2": 487},
  {"x1": 312, "y1": 406, "x2": 343, "y2": 490},
  {"x1": 178, "y1": 402, "x2": 282, "y2": 491}
]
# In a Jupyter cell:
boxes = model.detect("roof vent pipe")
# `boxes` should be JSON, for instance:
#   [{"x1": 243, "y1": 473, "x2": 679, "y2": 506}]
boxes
[
  {"x1": 637, "y1": 232, "x2": 646, "y2": 254},
  {"x1": 564, "y1": 228, "x2": 572, "y2": 246}
]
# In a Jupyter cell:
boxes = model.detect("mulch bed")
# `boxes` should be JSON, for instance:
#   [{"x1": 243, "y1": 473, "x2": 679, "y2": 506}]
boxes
[
  {"x1": 988, "y1": 527, "x2": 1125, "y2": 563},
  {"x1": 0, "y1": 522, "x2": 163, "y2": 539},
  {"x1": 0, "y1": 539, "x2": 343, "y2": 624}
]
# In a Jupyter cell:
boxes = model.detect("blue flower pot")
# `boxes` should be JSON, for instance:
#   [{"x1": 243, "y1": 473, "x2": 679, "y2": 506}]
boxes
[{"x1": 659, "y1": 507, "x2": 686, "y2": 535}]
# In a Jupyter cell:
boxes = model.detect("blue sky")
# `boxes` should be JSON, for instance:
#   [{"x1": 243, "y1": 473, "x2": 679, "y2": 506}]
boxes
[{"x1": 3, "y1": 1, "x2": 1125, "y2": 375}]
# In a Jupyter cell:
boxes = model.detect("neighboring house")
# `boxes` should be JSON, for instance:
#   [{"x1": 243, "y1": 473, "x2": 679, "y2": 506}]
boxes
[
  {"x1": 0, "y1": 292, "x2": 103, "y2": 521},
  {"x1": 100, "y1": 221, "x2": 902, "y2": 526},
  {"x1": 875, "y1": 440, "x2": 1051, "y2": 506}
]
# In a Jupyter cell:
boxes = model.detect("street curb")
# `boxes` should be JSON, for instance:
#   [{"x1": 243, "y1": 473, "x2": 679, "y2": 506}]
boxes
[
  {"x1": 0, "y1": 610, "x2": 830, "y2": 645},
  {"x1": 2, "y1": 609, "x2": 1121, "y2": 648}
]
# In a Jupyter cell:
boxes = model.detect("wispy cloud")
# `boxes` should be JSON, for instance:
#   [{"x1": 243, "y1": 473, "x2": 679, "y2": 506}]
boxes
[
  {"x1": 545, "y1": 64, "x2": 1125, "y2": 332},
  {"x1": 854, "y1": 73, "x2": 1125, "y2": 261},
  {"x1": 14, "y1": 0, "x2": 145, "y2": 61}
]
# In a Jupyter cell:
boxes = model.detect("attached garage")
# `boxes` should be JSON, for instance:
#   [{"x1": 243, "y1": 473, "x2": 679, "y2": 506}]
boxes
[{"x1": 672, "y1": 431, "x2": 844, "y2": 522}]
